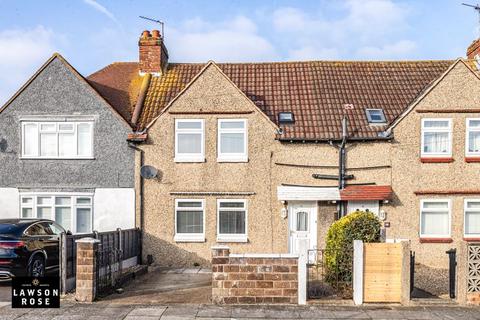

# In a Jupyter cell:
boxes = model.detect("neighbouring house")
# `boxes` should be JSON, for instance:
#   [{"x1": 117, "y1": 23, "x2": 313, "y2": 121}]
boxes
[
  {"x1": 68, "y1": 30, "x2": 480, "y2": 271},
  {"x1": 0, "y1": 53, "x2": 137, "y2": 233}
]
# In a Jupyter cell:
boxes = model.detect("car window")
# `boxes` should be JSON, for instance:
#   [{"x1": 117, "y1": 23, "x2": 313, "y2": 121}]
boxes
[
  {"x1": 25, "y1": 223, "x2": 49, "y2": 236},
  {"x1": 48, "y1": 222, "x2": 65, "y2": 235}
]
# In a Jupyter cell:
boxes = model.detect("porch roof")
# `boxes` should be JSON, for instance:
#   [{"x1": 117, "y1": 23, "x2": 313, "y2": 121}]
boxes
[
  {"x1": 277, "y1": 185, "x2": 393, "y2": 201},
  {"x1": 339, "y1": 185, "x2": 393, "y2": 201}
]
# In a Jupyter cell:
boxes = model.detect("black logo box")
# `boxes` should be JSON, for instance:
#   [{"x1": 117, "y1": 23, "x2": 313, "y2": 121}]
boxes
[{"x1": 11, "y1": 277, "x2": 60, "y2": 308}]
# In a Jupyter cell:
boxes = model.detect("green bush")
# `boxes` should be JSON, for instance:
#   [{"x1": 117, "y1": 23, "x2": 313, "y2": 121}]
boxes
[{"x1": 324, "y1": 210, "x2": 381, "y2": 287}]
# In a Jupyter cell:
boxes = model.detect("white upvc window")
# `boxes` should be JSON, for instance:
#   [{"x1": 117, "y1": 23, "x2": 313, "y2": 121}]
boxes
[
  {"x1": 217, "y1": 119, "x2": 248, "y2": 162},
  {"x1": 421, "y1": 119, "x2": 452, "y2": 157},
  {"x1": 466, "y1": 119, "x2": 480, "y2": 157},
  {"x1": 217, "y1": 199, "x2": 248, "y2": 242},
  {"x1": 19, "y1": 193, "x2": 93, "y2": 234},
  {"x1": 174, "y1": 119, "x2": 205, "y2": 162},
  {"x1": 174, "y1": 199, "x2": 205, "y2": 242},
  {"x1": 21, "y1": 121, "x2": 93, "y2": 159},
  {"x1": 419, "y1": 199, "x2": 451, "y2": 238},
  {"x1": 465, "y1": 200, "x2": 480, "y2": 238}
]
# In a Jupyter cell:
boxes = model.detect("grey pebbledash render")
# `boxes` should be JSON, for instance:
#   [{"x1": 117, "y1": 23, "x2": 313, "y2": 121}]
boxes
[{"x1": 0, "y1": 53, "x2": 136, "y2": 233}]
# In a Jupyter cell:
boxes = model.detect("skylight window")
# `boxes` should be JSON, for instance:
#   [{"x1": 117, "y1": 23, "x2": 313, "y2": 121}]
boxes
[
  {"x1": 365, "y1": 109, "x2": 386, "y2": 124},
  {"x1": 278, "y1": 112, "x2": 294, "y2": 124}
]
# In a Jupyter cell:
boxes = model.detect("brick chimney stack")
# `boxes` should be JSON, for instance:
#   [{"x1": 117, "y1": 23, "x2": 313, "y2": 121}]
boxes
[
  {"x1": 467, "y1": 39, "x2": 480, "y2": 60},
  {"x1": 138, "y1": 30, "x2": 169, "y2": 76}
]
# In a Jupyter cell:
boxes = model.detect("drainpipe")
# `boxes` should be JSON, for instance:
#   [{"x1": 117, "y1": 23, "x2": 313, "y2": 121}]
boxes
[
  {"x1": 128, "y1": 141, "x2": 144, "y2": 265},
  {"x1": 338, "y1": 116, "x2": 348, "y2": 217}
]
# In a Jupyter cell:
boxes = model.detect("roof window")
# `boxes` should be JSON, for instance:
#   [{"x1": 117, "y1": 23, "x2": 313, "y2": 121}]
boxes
[
  {"x1": 365, "y1": 109, "x2": 386, "y2": 124},
  {"x1": 278, "y1": 112, "x2": 294, "y2": 124}
]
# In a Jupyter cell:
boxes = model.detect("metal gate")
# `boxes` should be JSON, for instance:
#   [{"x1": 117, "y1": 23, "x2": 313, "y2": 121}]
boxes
[
  {"x1": 307, "y1": 248, "x2": 353, "y2": 299},
  {"x1": 96, "y1": 247, "x2": 123, "y2": 297}
]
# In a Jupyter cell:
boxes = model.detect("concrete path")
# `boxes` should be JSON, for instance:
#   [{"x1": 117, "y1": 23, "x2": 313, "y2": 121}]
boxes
[{"x1": 0, "y1": 303, "x2": 479, "y2": 319}]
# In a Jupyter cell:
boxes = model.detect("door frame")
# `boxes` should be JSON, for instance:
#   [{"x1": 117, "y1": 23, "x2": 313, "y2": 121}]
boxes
[{"x1": 287, "y1": 201, "x2": 318, "y2": 254}]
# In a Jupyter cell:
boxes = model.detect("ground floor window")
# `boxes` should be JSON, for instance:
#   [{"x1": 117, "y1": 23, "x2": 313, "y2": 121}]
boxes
[
  {"x1": 174, "y1": 199, "x2": 205, "y2": 242},
  {"x1": 465, "y1": 200, "x2": 480, "y2": 238},
  {"x1": 20, "y1": 193, "x2": 93, "y2": 233},
  {"x1": 217, "y1": 199, "x2": 247, "y2": 242},
  {"x1": 420, "y1": 199, "x2": 450, "y2": 238}
]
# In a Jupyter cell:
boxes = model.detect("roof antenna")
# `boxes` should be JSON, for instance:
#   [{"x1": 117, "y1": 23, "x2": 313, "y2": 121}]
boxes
[
  {"x1": 462, "y1": 3, "x2": 480, "y2": 37},
  {"x1": 139, "y1": 16, "x2": 165, "y2": 39}
]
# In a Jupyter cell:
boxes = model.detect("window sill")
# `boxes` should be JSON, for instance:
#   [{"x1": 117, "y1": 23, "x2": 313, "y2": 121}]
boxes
[
  {"x1": 464, "y1": 237, "x2": 480, "y2": 242},
  {"x1": 20, "y1": 157, "x2": 95, "y2": 160},
  {"x1": 419, "y1": 237, "x2": 453, "y2": 243},
  {"x1": 174, "y1": 157, "x2": 205, "y2": 163},
  {"x1": 420, "y1": 157, "x2": 454, "y2": 163},
  {"x1": 217, "y1": 157, "x2": 248, "y2": 163},
  {"x1": 466, "y1": 157, "x2": 480, "y2": 163},
  {"x1": 216, "y1": 236, "x2": 248, "y2": 243},
  {"x1": 174, "y1": 235, "x2": 205, "y2": 243}
]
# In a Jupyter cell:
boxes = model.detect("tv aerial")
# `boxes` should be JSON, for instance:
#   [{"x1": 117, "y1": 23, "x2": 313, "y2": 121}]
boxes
[
  {"x1": 139, "y1": 16, "x2": 165, "y2": 38},
  {"x1": 463, "y1": 3, "x2": 480, "y2": 37}
]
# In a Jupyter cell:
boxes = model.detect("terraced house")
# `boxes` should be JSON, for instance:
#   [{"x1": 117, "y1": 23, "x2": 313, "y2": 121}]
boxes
[{"x1": 9, "y1": 29, "x2": 480, "y2": 274}]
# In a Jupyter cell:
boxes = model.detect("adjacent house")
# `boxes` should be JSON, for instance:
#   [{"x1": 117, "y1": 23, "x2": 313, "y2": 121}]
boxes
[{"x1": 0, "y1": 53, "x2": 136, "y2": 233}]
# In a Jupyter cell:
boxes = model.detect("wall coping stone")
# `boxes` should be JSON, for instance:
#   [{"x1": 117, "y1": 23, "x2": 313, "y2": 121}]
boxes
[
  {"x1": 229, "y1": 253, "x2": 299, "y2": 258},
  {"x1": 75, "y1": 238, "x2": 100, "y2": 244}
]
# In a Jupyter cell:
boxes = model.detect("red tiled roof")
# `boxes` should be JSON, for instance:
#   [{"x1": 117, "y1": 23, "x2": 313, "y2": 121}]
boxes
[
  {"x1": 88, "y1": 60, "x2": 453, "y2": 139},
  {"x1": 340, "y1": 185, "x2": 393, "y2": 200}
]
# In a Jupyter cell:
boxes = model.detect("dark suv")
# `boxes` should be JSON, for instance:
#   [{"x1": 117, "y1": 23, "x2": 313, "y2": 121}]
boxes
[{"x1": 0, "y1": 219, "x2": 66, "y2": 280}]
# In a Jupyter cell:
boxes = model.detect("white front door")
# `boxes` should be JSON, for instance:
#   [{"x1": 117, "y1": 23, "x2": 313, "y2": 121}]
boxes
[{"x1": 288, "y1": 201, "x2": 317, "y2": 255}]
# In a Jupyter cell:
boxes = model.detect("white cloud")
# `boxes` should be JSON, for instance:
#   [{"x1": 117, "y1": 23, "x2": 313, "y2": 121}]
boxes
[
  {"x1": 0, "y1": 25, "x2": 58, "y2": 105},
  {"x1": 167, "y1": 16, "x2": 278, "y2": 62},
  {"x1": 83, "y1": 0, "x2": 118, "y2": 24},
  {"x1": 271, "y1": 0, "x2": 415, "y2": 60}
]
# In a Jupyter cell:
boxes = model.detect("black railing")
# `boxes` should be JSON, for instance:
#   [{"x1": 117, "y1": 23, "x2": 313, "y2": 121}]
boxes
[{"x1": 96, "y1": 247, "x2": 123, "y2": 297}]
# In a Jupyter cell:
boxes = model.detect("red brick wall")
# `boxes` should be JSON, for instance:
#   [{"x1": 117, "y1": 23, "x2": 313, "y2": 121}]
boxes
[
  {"x1": 138, "y1": 31, "x2": 168, "y2": 75},
  {"x1": 211, "y1": 247, "x2": 298, "y2": 304}
]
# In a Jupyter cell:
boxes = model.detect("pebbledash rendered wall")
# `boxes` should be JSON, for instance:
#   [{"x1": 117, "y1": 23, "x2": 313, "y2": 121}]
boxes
[
  {"x1": 0, "y1": 56, "x2": 136, "y2": 231},
  {"x1": 140, "y1": 63, "x2": 391, "y2": 267}
]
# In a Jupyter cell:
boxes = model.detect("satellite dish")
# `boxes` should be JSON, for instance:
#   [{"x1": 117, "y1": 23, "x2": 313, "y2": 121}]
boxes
[{"x1": 140, "y1": 165, "x2": 158, "y2": 179}]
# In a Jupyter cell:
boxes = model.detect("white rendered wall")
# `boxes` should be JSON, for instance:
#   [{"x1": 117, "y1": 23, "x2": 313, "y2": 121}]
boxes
[
  {"x1": 0, "y1": 188, "x2": 19, "y2": 219},
  {"x1": 93, "y1": 188, "x2": 135, "y2": 232}
]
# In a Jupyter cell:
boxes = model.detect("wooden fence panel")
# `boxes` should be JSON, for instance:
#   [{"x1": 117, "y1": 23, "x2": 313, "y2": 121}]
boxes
[{"x1": 363, "y1": 243, "x2": 403, "y2": 303}]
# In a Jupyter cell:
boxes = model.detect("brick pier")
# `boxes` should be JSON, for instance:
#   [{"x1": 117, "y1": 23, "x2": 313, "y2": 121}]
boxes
[{"x1": 75, "y1": 238, "x2": 100, "y2": 303}]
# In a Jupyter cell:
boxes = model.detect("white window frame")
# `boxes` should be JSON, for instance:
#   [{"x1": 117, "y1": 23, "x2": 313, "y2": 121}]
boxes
[
  {"x1": 21, "y1": 121, "x2": 94, "y2": 159},
  {"x1": 217, "y1": 119, "x2": 248, "y2": 162},
  {"x1": 420, "y1": 118, "x2": 452, "y2": 158},
  {"x1": 216, "y1": 199, "x2": 248, "y2": 243},
  {"x1": 174, "y1": 199, "x2": 205, "y2": 242},
  {"x1": 419, "y1": 199, "x2": 451, "y2": 238},
  {"x1": 464, "y1": 199, "x2": 480, "y2": 238},
  {"x1": 19, "y1": 193, "x2": 93, "y2": 234},
  {"x1": 174, "y1": 119, "x2": 205, "y2": 163},
  {"x1": 466, "y1": 118, "x2": 480, "y2": 157}
]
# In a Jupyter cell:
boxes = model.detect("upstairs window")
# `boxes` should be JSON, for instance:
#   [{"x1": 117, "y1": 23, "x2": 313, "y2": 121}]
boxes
[
  {"x1": 365, "y1": 109, "x2": 386, "y2": 124},
  {"x1": 174, "y1": 119, "x2": 204, "y2": 162},
  {"x1": 217, "y1": 119, "x2": 248, "y2": 162},
  {"x1": 22, "y1": 122, "x2": 93, "y2": 159},
  {"x1": 420, "y1": 199, "x2": 451, "y2": 238},
  {"x1": 421, "y1": 119, "x2": 452, "y2": 157},
  {"x1": 278, "y1": 112, "x2": 295, "y2": 124},
  {"x1": 467, "y1": 119, "x2": 480, "y2": 157}
]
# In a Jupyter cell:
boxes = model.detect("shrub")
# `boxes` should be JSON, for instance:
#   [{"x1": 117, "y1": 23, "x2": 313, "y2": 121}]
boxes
[{"x1": 324, "y1": 210, "x2": 381, "y2": 288}]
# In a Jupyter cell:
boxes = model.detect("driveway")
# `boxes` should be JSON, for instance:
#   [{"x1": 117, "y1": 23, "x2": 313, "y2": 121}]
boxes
[
  {"x1": 0, "y1": 281, "x2": 10, "y2": 302},
  {"x1": 98, "y1": 267, "x2": 212, "y2": 304}
]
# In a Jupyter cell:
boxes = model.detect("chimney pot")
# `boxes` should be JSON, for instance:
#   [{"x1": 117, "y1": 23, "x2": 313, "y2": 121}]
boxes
[
  {"x1": 141, "y1": 30, "x2": 151, "y2": 38},
  {"x1": 151, "y1": 30, "x2": 160, "y2": 38}
]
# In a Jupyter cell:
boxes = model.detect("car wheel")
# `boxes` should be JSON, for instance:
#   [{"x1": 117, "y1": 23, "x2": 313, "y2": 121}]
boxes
[{"x1": 29, "y1": 255, "x2": 45, "y2": 277}]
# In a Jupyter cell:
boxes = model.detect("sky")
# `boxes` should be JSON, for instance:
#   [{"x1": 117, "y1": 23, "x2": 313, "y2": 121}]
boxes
[{"x1": 0, "y1": 0, "x2": 478, "y2": 104}]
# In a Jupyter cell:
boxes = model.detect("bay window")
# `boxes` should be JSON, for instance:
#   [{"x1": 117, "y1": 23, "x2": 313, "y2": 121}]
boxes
[
  {"x1": 20, "y1": 194, "x2": 93, "y2": 233},
  {"x1": 174, "y1": 119, "x2": 204, "y2": 162},
  {"x1": 466, "y1": 119, "x2": 480, "y2": 157},
  {"x1": 465, "y1": 200, "x2": 480, "y2": 238},
  {"x1": 22, "y1": 121, "x2": 93, "y2": 158},
  {"x1": 217, "y1": 119, "x2": 248, "y2": 162},
  {"x1": 174, "y1": 199, "x2": 205, "y2": 242},
  {"x1": 420, "y1": 199, "x2": 451, "y2": 238},
  {"x1": 217, "y1": 199, "x2": 247, "y2": 242},
  {"x1": 421, "y1": 119, "x2": 452, "y2": 157}
]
